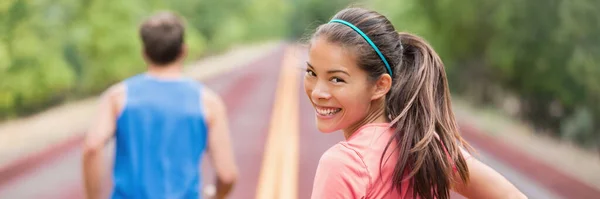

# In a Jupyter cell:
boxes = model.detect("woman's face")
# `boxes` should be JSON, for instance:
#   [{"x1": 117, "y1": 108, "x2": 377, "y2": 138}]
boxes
[{"x1": 304, "y1": 36, "x2": 378, "y2": 133}]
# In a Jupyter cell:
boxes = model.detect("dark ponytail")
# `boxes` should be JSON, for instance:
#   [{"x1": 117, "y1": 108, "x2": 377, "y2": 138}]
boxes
[{"x1": 382, "y1": 32, "x2": 471, "y2": 199}]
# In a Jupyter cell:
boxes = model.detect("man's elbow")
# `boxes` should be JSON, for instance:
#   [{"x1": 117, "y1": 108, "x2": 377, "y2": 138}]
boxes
[
  {"x1": 82, "y1": 141, "x2": 103, "y2": 159},
  {"x1": 219, "y1": 170, "x2": 238, "y2": 185}
]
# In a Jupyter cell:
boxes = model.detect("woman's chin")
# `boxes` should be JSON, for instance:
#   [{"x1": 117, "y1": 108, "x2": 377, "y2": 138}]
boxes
[{"x1": 316, "y1": 123, "x2": 339, "y2": 133}]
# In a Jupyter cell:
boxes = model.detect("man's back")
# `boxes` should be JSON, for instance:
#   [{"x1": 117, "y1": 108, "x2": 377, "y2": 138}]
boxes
[
  {"x1": 112, "y1": 74, "x2": 208, "y2": 198},
  {"x1": 83, "y1": 12, "x2": 237, "y2": 199}
]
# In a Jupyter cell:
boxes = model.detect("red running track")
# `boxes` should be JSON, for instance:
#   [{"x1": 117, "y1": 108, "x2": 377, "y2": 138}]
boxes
[{"x1": 1, "y1": 44, "x2": 598, "y2": 199}]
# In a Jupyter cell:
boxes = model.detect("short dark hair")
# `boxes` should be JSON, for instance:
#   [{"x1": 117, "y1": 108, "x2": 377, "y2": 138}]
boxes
[{"x1": 139, "y1": 12, "x2": 185, "y2": 65}]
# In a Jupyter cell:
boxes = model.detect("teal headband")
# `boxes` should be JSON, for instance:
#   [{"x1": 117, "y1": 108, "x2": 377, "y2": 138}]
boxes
[{"x1": 329, "y1": 19, "x2": 392, "y2": 76}]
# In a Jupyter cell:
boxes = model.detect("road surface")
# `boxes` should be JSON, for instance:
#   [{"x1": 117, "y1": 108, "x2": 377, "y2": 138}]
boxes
[{"x1": 0, "y1": 44, "x2": 596, "y2": 199}]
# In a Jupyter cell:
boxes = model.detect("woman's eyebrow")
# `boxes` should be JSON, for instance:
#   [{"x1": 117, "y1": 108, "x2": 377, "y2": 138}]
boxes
[{"x1": 306, "y1": 62, "x2": 350, "y2": 76}]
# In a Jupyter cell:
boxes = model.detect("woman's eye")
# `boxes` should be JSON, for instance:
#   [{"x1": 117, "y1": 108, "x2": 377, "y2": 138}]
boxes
[
  {"x1": 331, "y1": 77, "x2": 346, "y2": 83},
  {"x1": 306, "y1": 69, "x2": 316, "y2": 77}
]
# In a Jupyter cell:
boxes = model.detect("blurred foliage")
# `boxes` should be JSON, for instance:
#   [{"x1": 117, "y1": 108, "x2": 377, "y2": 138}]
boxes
[
  {"x1": 373, "y1": 0, "x2": 600, "y2": 147},
  {"x1": 2, "y1": 0, "x2": 599, "y2": 148},
  {"x1": 288, "y1": 0, "x2": 362, "y2": 39},
  {"x1": 0, "y1": 0, "x2": 289, "y2": 119}
]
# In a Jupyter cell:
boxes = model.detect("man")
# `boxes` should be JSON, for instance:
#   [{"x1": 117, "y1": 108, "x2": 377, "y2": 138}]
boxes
[{"x1": 83, "y1": 12, "x2": 238, "y2": 199}]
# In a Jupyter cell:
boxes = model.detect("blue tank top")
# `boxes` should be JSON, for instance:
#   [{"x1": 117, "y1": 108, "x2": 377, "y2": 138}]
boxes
[{"x1": 112, "y1": 74, "x2": 208, "y2": 199}]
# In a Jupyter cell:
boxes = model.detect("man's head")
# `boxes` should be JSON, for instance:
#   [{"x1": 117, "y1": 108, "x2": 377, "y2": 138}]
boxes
[{"x1": 139, "y1": 12, "x2": 186, "y2": 66}]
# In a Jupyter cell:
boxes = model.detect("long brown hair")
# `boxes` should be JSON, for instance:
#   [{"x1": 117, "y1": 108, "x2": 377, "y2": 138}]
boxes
[{"x1": 312, "y1": 7, "x2": 472, "y2": 199}]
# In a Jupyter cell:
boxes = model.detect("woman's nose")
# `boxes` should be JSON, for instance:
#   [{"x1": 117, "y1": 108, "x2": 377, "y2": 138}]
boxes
[{"x1": 311, "y1": 82, "x2": 331, "y2": 101}]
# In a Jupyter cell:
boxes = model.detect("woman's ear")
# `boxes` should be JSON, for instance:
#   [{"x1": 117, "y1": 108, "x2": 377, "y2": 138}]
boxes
[{"x1": 371, "y1": 74, "x2": 392, "y2": 100}]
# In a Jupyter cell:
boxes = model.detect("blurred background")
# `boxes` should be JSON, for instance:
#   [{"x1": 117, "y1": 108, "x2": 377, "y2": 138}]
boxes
[{"x1": 0, "y1": 0, "x2": 599, "y2": 198}]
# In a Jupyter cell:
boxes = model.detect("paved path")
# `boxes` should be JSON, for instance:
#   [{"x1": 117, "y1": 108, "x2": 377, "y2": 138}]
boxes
[{"x1": 1, "y1": 44, "x2": 598, "y2": 199}]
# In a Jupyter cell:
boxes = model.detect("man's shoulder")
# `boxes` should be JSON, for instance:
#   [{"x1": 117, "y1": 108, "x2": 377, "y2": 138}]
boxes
[
  {"x1": 200, "y1": 86, "x2": 227, "y2": 126},
  {"x1": 101, "y1": 82, "x2": 125, "y2": 99},
  {"x1": 97, "y1": 82, "x2": 127, "y2": 117},
  {"x1": 201, "y1": 86, "x2": 224, "y2": 108},
  {"x1": 103, "y1": 73, "x2": 153, "y2": 97}
]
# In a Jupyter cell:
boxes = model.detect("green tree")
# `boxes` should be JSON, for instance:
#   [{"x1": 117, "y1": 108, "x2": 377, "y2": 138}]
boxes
[
  {"x1": 0, "y1": 0, "x2": 293, "y2": 120},
  {"x1": 373, "y1": 0, "x2": 600, "y2": 147}
]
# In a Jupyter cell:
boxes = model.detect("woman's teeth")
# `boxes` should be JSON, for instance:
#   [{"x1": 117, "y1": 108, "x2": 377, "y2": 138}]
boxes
[{"x1": 316, "y1": 107, "x2": 342, "y2": 115}]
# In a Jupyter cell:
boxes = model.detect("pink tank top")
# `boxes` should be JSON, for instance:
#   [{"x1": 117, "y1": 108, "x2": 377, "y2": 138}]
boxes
[{"x1": 310, "y1": 123, "x2": 470, "y2": 199}]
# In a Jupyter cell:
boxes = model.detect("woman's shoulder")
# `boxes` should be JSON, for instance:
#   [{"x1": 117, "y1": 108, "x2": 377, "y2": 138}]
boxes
[
  {"x1": 313, "y1": 143, "x2": 371, "y2": 198},
  {"x1": 319, "y1": 143, "x2": 366, "y2": 168},
  {"x1": 346, "y1": 123, "x2": 391, "y2": 141}
]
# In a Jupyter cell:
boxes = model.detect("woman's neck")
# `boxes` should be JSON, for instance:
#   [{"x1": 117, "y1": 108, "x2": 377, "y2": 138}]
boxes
[{"x1": 343, "y1": 100, "x2": 388, "y2": 139}]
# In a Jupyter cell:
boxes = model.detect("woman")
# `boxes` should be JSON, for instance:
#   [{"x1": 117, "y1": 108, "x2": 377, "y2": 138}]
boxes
[{"x1": 305, "y1": 7, "x2": 527, "y2": 199}]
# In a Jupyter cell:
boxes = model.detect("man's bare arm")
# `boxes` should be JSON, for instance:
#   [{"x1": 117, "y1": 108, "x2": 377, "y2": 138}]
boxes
[
  {"x1": 203, "y1": 88, "x2": 238, "y2": 199},
  {"x1": 82, "y1": 84, "x2": 124, "y2": 199}
]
